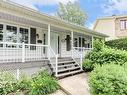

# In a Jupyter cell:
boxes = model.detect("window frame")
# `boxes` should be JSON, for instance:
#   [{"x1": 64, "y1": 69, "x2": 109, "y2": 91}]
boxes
[{"x1": 120, "y1": 20, "x2": 127, "y2": 30}]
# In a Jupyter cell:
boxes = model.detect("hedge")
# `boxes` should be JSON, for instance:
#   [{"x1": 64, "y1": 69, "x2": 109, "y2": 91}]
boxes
[
  {"x1": 105, "y1": 38, "x2": 127, "y2": 50},
  {"x1": 89, "y1": 64, "x2": 127, "y2": 95}
]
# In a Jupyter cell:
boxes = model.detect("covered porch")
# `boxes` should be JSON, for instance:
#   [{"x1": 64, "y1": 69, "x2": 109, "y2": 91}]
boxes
[{"x1": 0, "y1": 23, "x2": 93, "y2": 64}]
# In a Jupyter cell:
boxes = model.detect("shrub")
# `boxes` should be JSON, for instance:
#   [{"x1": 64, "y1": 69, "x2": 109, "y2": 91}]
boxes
[
  {"x1": 0, "y1": 70, "x2": 59, "y2": 95},
  {"x1": 29, "y1": 71, "x2": 59, "y2": 95},
  {"x1": 105, "y1": 37, "x2": 127, "y2": 50},
  {"x1": 0, "y1": 71, "x2": 18, "y2": 95},
  {"x1": 93, "y1": 39, "x2": 104, "y2": 52},
  {"x1": 17, "y1": 74, "x2": 32, "y2": 91},
  {"x1": 83, "y1": 59, "x2": 94, "y2": 72},
  {"x1": 83, "y1": 40, "x2": 127, "y2": 71},
  {"x1": 89, "y1": 64, "x2": 127, "y2": 95}
]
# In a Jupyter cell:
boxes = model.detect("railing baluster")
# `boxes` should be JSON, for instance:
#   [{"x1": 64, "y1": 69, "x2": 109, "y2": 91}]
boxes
[
  {"x1": 55, "y1": 55, "x2": 58, "y2": 76},
  {"x1": 22, "y1": 42, "x2": 25, "y2": 63}
]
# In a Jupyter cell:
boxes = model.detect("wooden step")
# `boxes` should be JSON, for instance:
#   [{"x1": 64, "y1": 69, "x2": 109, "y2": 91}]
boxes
[
  {"x1": 58, "y1": 63, "x2": 78, "y2": 68},
  {"x1": 52, "y1": 63, "x2": 78, "y2": 68},
  {"x1": 58, "y1": 60, "x2": 75, "y2": 65},
  {"x1": 58, "y1": 66, "x2": 80, "y2": 73},
  {"x1": 57, "y1": 70, "x2": 83, "y2": 78}
]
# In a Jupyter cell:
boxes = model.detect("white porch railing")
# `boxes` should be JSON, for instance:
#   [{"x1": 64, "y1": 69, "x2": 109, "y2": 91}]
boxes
[
  {"x1": 49, "y1": 46, "x2": 58, "y2": 76},
  {"x1": 0, "y1": 42, "x2": 48, "y2": 63},
  {"x1": 72, "y1": 47, "x2": 92, "y2": 70}
]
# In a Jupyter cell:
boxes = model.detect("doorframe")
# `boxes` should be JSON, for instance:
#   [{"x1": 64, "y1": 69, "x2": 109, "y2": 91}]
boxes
[{"x1": 51, "y1": 32, "x2": 61, "y2": 57}]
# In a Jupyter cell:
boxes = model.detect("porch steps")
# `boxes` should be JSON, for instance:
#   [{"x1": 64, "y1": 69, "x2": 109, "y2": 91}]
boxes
[
  {"x1": 50, "y1": 57, "x2": 83, "y2": 78},
  {"x1": 57, "y1": 69, "x2": 83, "y2": 78}
]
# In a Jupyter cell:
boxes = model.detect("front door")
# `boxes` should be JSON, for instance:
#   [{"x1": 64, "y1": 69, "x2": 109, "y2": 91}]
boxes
[{"x1": 51, "y1": 32, "x2": 60, "y2": 56}]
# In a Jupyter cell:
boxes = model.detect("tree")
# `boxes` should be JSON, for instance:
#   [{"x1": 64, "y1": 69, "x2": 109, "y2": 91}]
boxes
[{"x1": 56, "y1": 1, "x2": 87, "y2": 26}]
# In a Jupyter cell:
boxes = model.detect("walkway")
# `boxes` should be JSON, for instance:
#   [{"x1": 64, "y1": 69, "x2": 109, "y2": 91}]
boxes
[{"x1": 59, "y1": 73, "x2": 90, "y2": 95}]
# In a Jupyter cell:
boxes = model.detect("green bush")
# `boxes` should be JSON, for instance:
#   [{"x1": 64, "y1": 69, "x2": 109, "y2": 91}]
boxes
[
  {"x1": 0, "y1": 70, "x2": 59, "y2": 95},
  {"x1": 0, "y1": 71, "x2": 18, "y2": 95},
  {"x1": 89, "y1": 64, "x2": 127, "y2": 95},
  {"x1": 105, "y1": 37, "x2": 127, "y2": 50},
  {"x1": 93, "y1": 39, "x2": 104, "y2": 52},
  {"x1": 83, "y1": 59, "x2": 94, "y2": 72},
  {"x1": 17, "y1": 74, "x2": 32, "y2": 91},
  {"x1": 83, "y1": 39, "x2": 127, "y2": 72},
  {"x1": 29, "y1": 71, "x2": 59, "y2": 95}
]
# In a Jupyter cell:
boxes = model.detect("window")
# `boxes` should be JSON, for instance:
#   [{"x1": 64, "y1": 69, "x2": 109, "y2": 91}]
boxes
[
  {"x1": 19, "y1": 28, "x2": 29, "y2": 43},
  {"x1": 6, "y1": 25, "x2": 17, "y2": 43},
  {"x1": 0, "y1": 24, "x2": 3, "y2": 41},
  {"x1": 120, "y1": 20, "x2": 127, "y2": 30},
  {"x1": 74, "y1": 38, "x2": 78, "y2": 47}
]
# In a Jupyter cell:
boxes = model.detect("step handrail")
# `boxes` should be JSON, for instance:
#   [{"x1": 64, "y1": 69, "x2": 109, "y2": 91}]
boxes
[
  {"x1": 72, "y1": 47, "x2": 92, "y2": 70},
  {"x1": 49, "y1": 46, "x2": 58, "y2": 76}
]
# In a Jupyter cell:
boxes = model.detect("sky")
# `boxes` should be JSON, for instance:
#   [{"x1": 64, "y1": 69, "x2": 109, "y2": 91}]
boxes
[{"x1": 10, "y1": 0, "x2": 127, "y2": 29}]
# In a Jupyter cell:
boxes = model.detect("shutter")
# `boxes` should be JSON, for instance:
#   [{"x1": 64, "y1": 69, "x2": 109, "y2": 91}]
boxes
[
  {"x1": 66, "y1": 35, "x2": 71, "y2": 51},
  {"x1": 30, "y1": 28, "x2": 36, "y2": 50}
]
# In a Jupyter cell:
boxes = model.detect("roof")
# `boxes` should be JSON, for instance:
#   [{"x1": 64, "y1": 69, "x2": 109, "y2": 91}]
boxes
[{"x1": 1, "y1": 0, "x2": 108, "y2": 38}]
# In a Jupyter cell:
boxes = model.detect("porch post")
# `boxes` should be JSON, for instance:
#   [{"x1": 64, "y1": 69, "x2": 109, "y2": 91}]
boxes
[
  {"x1": 92, "y1": 36, "x2": 94, "y2": 49},
  {"x1": 48, "y1": 24, "x2": 51, "y2": 60},
  {"x1": 71, "y1": 30, "x2": 74, "y2": 58}
]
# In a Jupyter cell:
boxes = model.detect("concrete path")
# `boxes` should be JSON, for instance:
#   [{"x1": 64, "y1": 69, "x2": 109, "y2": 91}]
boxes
[{"x1": 59, "y1": 73, "x2": 90, "y2": 95}]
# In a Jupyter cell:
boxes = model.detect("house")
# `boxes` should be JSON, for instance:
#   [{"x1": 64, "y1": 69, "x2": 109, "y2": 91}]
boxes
[
  {"x1": 93, "y1": 15, "x2": 127, "y2": 41},
  {"x1": 0, "y1": 0, "x2": 107, "y2": 78}
]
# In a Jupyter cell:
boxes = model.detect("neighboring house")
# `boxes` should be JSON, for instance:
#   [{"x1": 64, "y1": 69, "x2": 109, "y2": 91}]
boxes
[
  {"x1": 0, "y1": 0, "x2": 107, "y2": 78},
  {"x1": 93, "y1": 15, "x2": 127, "y2": 41}
]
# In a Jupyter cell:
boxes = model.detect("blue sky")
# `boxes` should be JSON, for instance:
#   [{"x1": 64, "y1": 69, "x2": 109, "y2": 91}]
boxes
[{"x1": 10, "y1": 0, "x2": 127, "y2": 28}]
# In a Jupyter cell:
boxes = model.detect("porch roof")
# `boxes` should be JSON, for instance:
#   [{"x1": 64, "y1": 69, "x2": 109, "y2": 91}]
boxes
[{"x1": 1, "y1": 0, "x2": 108, "y2": 38}]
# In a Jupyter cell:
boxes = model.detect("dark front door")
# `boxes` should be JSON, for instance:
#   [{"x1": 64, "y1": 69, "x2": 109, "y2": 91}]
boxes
[{"x1": 30, "y1": 28, "x2": 36, "y2": 50}]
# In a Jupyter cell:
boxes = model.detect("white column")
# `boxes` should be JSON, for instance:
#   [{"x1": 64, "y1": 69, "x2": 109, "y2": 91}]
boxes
[
  {"x1": 55, "y1": 55, "x2": 58, "y2": 76},
  {"x1": 71, "y1": 30, "x2": 74, "y2": 49},
  {"x1": 71, "y1": 30, "x2": 74, "y2": 58},
  {"x1": 92, "y1": 36, "x2": 94, "y2": 49},
  {"x1": 48, "y1": 24, "x2": 51, "y2": 59}
]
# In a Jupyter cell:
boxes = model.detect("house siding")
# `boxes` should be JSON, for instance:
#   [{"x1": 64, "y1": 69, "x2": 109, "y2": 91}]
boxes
[{"x1": 94, "y1": 19, "x2": 116, "y2": 41}]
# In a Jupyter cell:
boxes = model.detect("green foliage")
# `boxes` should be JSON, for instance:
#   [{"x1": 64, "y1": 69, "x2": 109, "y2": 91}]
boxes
[
  {"x1": 29, "y1": 71, "x2": 59, "y2": 95},
  {"x1": 89, "y1": 64, "x2": 127, "y2": 95},
  {"x1": 93, "y1": 39, "x2": 104, "y2": 52},
  {"x1": 105, "y1": 37, "x2": 127, "y2": 50},
  {"x1": 0, "y1": 71, "x2": 18, "y2": 95},
  {"x1": 18, "y1": 74, "x2": 32, "y2": 91},
  {"x1": 0, "y1": 70, "x2": 59, "y2": 95},
  {"x1": 83, "y1": 39, "x2": 127, "y2": 72},
  {"x1": 56, "y1": 1, "x2": 87, "y2": 26},
  {"x1": 83, "y1": 59, "x2": 94, "y2": 72}
]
